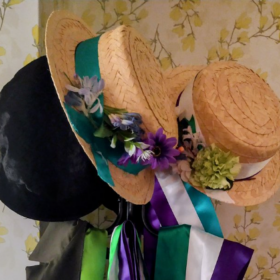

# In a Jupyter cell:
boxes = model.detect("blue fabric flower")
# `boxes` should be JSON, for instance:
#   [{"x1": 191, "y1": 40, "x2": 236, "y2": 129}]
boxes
[{"x1": 66, "y1": 75, "x2": 105, "y2": 114}]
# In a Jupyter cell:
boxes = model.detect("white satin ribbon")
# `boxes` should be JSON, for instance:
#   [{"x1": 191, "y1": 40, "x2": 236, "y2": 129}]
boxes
[
  {"x1": 156, "y1": 170, "x2": 203, "y2": 230},
  {"x1": 176, "y1": 78, "x2": 271, "y2": 180},
  {"x1": 186, "y1": 227, "x2": 223, "y2": 280}
]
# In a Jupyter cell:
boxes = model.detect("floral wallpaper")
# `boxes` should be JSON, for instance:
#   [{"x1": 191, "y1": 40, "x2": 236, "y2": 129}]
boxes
[
  {"x1": 0, "y1": 0, "x2": 40, "y2": 279},
  {"x1": 40, "y1": 1, "x2": 280, "y2": 279}
]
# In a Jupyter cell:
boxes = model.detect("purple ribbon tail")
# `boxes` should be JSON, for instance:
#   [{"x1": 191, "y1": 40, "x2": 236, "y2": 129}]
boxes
[
  {"x1": 144, "y1": 204, "x2": 160, "y2": 280},
  {"x1": 118, "y1": 221, "x2": 148, "y2": 280},
  {"x1": 150, "y1": 178, "x2": 178, "y2": 226},
  {"x1": 210, "y1": 240, "x2": 254, "y2": 280}
]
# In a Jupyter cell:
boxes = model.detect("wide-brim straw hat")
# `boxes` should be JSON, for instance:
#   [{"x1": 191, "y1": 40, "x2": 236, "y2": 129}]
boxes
[
  {"x1": 45, "y1": 11, "x2": 194, "y2": 204},
  {"x1": 173, "y1": 61, "x2": 280, "y2": 206}
]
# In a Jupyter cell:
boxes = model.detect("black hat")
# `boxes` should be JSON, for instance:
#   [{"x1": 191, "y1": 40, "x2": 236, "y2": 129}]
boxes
[{"x1": 0, "y1": 56, "x2": 118, "y2": 221}]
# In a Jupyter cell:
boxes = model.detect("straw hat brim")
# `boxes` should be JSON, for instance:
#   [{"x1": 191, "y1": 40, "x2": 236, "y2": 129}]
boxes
[{"x1": 192, "y1": 150, "x2": 280, "y2": 206}]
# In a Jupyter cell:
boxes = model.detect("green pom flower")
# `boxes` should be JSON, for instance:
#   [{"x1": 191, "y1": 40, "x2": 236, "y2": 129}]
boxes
[{"x1": 190, "y1": 144, "x2": 241, "y2": 190}]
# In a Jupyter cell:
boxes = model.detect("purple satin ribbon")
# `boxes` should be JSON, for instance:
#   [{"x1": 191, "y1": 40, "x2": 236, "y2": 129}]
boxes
[
  {"x1": 210, "y1": 240, "x2": 253, "y2": 280},
  {"x1": 144, "y1": 204, "x2": 160, "y2": 279},
  {"x1": 150, "y1": 178, "x2": 178, "y2": 226},
  {"x1": 144, "y1": 177, "x2": 179, "y2": 279},
  {"x1": 118, "y1": 221, "x2": 146, "y2": 280}
]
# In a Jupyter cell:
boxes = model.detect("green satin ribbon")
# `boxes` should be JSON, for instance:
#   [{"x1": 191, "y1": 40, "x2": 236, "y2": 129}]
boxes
[
  {"x1": 64, "y1": 35, "x2": 146, "y2": 186},
  {"x1": 80, "y1": 227, "x2": 108, "y2": 280},
  {"x1": 155, "y1": 225, "x2": 191, "y2": 280},
  {"x1": 107, "y1": 224, "x2": 123, "y2": 279}
]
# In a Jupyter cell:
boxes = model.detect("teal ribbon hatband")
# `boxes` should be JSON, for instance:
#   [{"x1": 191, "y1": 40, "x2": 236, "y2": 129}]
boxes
[{"x1": 64, "y1": 35, "x2": 146, "y2": 186}]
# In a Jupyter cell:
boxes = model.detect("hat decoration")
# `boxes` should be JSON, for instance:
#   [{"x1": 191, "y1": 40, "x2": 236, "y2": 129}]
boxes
[
  {"x1": 62, "y1": 35, "x2": 180, "y2": 187},
  {"x1": 45, "y1": 11, "x2": 189, "y2": 204},
  {"x1": 62, "y1": 35, "x2": 253, "y2": 196}
]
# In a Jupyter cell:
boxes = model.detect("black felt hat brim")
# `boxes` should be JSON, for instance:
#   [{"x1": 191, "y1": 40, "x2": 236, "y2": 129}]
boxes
[{"x1": 0, "y1": 56, "x2": 118, "y2": 221}]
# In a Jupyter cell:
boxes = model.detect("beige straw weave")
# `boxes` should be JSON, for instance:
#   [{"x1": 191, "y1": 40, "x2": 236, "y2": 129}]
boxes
[
  {"x1": 45, "y1": 11, "x2": 191, "y2": 204},
  {"x1": 193, "y1": 61, "x2": 280, "y2": 163},
  {"x1": 164, "y1": 65, "x2": 204, "y2": 107},
  {"x1": 190, "y1": 61, "x2": 280, "y2": 205}
]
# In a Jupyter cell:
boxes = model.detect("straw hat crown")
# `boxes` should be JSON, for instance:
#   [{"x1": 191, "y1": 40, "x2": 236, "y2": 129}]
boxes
[{"x1": 193, "y1": 61, "x2": 280, "y2": 163}]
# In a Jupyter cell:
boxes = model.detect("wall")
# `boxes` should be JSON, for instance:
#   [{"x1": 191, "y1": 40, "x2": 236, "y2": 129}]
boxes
[{"x1": 0, "y1": 0, "x2": 39, "y2": 279}]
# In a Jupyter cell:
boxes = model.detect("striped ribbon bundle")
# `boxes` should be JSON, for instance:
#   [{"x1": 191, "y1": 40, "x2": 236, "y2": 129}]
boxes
[
  {"x1": 155, "y1": 225, "x2": 253, "y2": 280},
  {"x1": 147, "y1": 170, "x2": 253, "y2": 280},
  {"x1": 108, "y1": 221, "x2": 148, "y2": 280}
]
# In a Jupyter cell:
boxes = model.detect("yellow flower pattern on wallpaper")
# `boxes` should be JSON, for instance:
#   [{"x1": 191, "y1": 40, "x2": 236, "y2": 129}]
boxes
[
  {"x1": 150, "y1": 25, "x2": 178, "y2": 70},
  {"x1": 23, "y1": 24, "x2": 40, "y2": 66},
  {"x1": 170, "y1": 0, "x2": 202, "y2": 52},
  {"x1": 94, "y1": 0, "x2": 149, "y2": 34},
  {"x1": 0, "y1": 223, "x2": 8, "y2": 243},
  {"x1": 207, "y1": 0, "x2": 280, "y2": 69},
  {"x1": 0, "y1": 0, "x2": 24, "y2": 31},
  {"x1": 0, "y1": 0, "x2": 25, "y2": 65},
  {"x1": 24, "y1": 221, "x2": 39, "y2": 257},
  {"x1": 0, "y1": 46, "x2": 6, "y2": 65}
]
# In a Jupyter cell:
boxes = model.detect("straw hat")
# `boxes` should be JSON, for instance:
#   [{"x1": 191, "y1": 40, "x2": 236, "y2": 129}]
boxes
[
  {"x1": 174, "y1": 61, "x2": 280, "y2": 206},
  {"x1": 45, "y1": 11, "x2": 192, "y2": 204}
]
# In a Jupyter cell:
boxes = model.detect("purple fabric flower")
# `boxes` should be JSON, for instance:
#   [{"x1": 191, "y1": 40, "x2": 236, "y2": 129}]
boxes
[
  {"x1": 118, "y1": 148, "x2": 143, "y2": 166},
  {"x1": 143, "y1": 128, "x2": 180, "y2": 170}
]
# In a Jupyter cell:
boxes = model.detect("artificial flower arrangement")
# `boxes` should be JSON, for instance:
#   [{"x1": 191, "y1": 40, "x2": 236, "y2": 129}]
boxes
[{"x1": 64, "y1": 74, "x2": 241, "y2": 190}]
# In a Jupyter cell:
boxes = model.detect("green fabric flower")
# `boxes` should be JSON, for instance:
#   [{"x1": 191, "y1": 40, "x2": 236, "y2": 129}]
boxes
[{"x1": 190, "y1": 144, "x2": 241, "y2": 190}]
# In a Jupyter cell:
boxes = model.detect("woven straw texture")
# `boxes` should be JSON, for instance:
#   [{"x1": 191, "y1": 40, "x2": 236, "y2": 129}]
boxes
[
  {"x1": 45, "y1": 11, "x2": 191, "y2": 204},
  {"x1": 190, "y1": 61, "x2": 280, "y2": 205},
  {"x1": 193, "y1": 61, "x2": 280, "y2": 163},
  {"x1": 164, "y1": 65, "x2": 204, "y2": 107}
]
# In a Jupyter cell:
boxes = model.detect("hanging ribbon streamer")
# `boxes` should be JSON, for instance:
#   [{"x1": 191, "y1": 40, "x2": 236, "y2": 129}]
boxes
[
  {"x1": 152, "y1": 170, "x2": 223, "y2": 237},
  {"x1": 147, "y1": 171, "x2": 254, "y2": 280},
  {"x1": 108, "y1": 221, "x2": 148, "y2": 280},
  {"x1": 80, "y1": 227, "x2": 108, "y2": 280},
  {"x1": 154, "y1": 225, "x2": 253, "y2": 280},
  {"x1": 143, "y1": 204, "x2": 160, "y2": 279}
]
